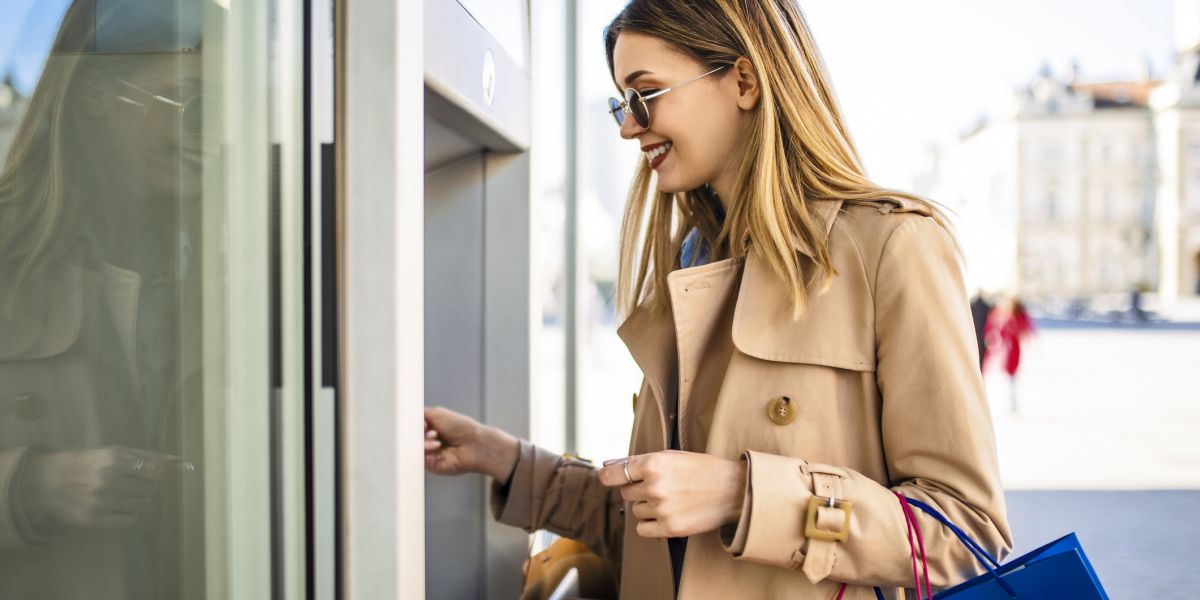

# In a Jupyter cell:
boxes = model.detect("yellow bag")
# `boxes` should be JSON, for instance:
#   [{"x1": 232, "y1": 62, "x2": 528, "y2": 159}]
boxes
[{"x1": 519, "y1": 537, "x2": 618, "y2": 600}]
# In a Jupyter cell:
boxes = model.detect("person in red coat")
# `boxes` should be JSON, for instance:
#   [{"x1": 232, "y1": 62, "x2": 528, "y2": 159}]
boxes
[{"x1": 984, "y1": 298, "x2": 1035, "y2": 414}]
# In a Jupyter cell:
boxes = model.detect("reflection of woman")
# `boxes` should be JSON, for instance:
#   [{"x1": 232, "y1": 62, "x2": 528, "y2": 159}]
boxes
[
  {"x1": 0, "y1": 1, "x2": 201, "y2": 597},
  {"x1": 427, "y1": 1, "x2": 1011, "y2": 598}
]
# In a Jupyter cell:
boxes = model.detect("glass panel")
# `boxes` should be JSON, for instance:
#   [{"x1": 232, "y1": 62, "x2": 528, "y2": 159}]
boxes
[
  {"x1": 575, "y1": 0, "x2": 642, "y2": 464},
  {"x1": 529, "y1": 0, "x2": 568, "y2": 455},
  {"x1": 0, "y1": 0, "x2": 283, "y2": 597}
]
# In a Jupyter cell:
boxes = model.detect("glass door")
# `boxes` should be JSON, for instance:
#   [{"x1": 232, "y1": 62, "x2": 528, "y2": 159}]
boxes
[{"x1": 0, "y1": 0, "x2": 307, "y2": 597}]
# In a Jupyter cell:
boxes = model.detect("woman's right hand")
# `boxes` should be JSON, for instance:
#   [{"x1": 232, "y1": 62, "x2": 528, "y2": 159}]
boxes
[
  {"x1": 425, "y1": 405, "x2": 520, "y2": 485},
  {"x1": 19, "y1": 446, "x2": 180, "y2": 531}
]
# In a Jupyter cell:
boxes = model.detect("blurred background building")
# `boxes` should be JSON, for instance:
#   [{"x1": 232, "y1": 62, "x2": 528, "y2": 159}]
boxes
[
  {"x1": 0, "y1": 72, "x2": 26, "y2": 156},
  {"x1": 924, "y1": 9, "x2": 1200, "y2": 308}
]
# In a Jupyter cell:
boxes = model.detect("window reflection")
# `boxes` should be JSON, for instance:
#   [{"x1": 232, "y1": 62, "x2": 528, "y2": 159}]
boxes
[{"x1": 0, "y1": 1, "x2": 210, "y2": 597}]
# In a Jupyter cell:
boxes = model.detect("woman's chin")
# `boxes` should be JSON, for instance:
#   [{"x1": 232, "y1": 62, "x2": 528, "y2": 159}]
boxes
[{"x1": 654, "y1": 174, "x2": 700, "y2": 195}]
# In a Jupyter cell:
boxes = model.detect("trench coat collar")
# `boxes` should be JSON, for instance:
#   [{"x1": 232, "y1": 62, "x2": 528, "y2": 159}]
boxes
[
  {"x1": 615, "y1": 199, "x2": 845, "y2": 446},
  {"x1": 784, "y1": 198, "x2": 845, "y2": 260},
  {"x1": 0, "y1": 263, "x2": 84, "y2": 361}
]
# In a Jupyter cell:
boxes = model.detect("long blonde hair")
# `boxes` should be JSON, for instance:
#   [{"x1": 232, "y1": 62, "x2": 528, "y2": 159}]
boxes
[
  {"x1": 0, "y1": 0, "x2": 171, "y2": 313},
  {"x1": 604, "y1": 0, "x2": 954, "y2": 321}
]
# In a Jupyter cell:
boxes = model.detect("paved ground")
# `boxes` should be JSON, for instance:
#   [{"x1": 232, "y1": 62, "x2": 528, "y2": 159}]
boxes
[
  {"x1": 989, "y1": 322, "x2": 1200, "y2": 596},
  {"x1": 984, "y1": 322, "x2": 1200, "y2": 489},
  {"x1": 1007, "y1": 490, "x2": 1200, "y2": 598}
]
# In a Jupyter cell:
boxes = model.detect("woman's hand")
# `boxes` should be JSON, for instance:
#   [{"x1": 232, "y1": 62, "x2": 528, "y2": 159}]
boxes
[
  {"x1": 19, "y1": 446, "x2": 180, "y2": 531},
  {"x1": 424, "y1": 405, "x2": 520, "y2": 485},
  {"x1": 597, "y1": 450, "x2": 747, "y2": 539}
]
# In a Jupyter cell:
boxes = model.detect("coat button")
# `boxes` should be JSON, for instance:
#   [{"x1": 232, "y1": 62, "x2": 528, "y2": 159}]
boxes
[
  {"x1": 13, "y1": 393, "x2": 46, "y2": 421},
  {"x1": 767, "y1": 396, "x2": 796, "y2": 425},
  {"x1": 631, "y1": 392, "x2": 638, "y2": 414}
]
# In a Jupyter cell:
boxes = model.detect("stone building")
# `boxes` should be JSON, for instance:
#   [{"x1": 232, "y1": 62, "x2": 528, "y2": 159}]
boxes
[{"x1": 931, "y1": 0, "x2": 1200, "y2": 306}]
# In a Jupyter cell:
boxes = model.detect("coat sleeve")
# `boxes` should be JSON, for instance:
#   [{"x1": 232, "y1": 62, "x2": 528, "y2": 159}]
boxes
[
  {"x1": 489, "y1": 438, "x2": 625, "y2": 573},
  {"x1": 0, "y1": 446, "x2": 57, "y2": 549},
  {"x1": 716, "y1": 215, "x2": 1014, "y2": 589}
]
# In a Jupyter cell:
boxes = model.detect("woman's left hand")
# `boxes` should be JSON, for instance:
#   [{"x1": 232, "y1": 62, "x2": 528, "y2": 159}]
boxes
[{"x1": 598, "y1": 450, "x2": 746, "y2": 538}]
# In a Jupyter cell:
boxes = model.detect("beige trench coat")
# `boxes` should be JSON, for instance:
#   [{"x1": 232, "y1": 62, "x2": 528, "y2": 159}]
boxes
[
  {"x1": 0, "y1": 259, "x2": 193, "y2": 600},
  {"x1": 491, "y1": 199, "x2": 1013, "y2": 599}
]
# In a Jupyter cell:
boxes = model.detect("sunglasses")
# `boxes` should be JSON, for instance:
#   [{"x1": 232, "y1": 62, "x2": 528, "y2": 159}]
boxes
[
  {"x1": 608, "y1": 64, "x2": 729, "y2": 129},
  {"x1": 85, "y1": 77, "x2": 207, "y2": 134}
]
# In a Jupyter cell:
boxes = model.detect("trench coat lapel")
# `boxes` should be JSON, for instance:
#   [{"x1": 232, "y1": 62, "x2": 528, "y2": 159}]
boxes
[
  {"x1": 615, "y1": 288, "x2": 678, "y2": 450},
  {"x1": 0, "y1": 263, "x2": 84, "y2": 361},
  {"x1": 615, "y1": 199, "x2": 848, "y2": 448}
]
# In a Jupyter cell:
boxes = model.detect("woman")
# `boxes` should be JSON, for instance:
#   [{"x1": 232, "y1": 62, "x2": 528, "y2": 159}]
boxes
[
  {"x1": 424, "y1": 1, "x2": 1012, "y2": 598},
  {"x1": 984, "y1": 297, "x2": 1036, "y2": 414}
]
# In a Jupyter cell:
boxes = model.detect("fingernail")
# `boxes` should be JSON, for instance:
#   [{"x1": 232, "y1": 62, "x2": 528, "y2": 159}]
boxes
[{"x1": 602, "y1": 458, "x2": 620, "y2": 466}]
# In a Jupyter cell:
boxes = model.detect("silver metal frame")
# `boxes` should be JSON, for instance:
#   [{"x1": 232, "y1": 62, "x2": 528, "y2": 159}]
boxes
[{"x1": 340, "y1": 0, "x2": 425, "y2": 597}]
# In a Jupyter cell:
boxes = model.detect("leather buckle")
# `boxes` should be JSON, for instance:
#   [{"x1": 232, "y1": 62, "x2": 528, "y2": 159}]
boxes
[{"x1": 805, "y1": 495, "x2": 852, "y2": 542}]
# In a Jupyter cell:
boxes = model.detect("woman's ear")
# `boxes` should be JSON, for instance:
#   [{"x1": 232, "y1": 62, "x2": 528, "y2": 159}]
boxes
[{"x1": 732, "y1": 57, "x2": 760, "y2": 111}]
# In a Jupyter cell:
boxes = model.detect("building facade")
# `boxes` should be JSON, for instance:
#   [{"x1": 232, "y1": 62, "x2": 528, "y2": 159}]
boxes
[
  {"x1": 934, "y1": 5, "x2": 1200, "y2": 306},
  {"x1": 1151, "y1": 1, "x2": 1200, "y2": 304},
  {"x1": 0, "y1": 72, "x2": 27, "y2": 165}
]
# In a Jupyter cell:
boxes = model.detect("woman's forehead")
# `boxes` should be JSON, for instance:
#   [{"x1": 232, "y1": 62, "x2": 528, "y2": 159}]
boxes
[{"x1": 612, "y1": 32, "x2": 693, "y2": 84}]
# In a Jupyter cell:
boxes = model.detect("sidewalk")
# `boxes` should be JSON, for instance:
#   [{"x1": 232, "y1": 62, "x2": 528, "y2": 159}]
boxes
[
  {"x1": 986, "y1": 324, "x2": 1200, "y2": 489},
  {"x1": 1007, "y1": 490, "x2": 1200, "y2": 598}
]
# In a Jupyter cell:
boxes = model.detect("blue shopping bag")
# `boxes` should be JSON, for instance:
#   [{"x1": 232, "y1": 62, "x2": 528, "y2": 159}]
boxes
[{"x1": 902, "y1": 497, "x2": 1110, "y2": 600}]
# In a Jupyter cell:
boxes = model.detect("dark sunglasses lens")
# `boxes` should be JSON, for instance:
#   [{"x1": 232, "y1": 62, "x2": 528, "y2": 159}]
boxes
[
  {"x1": 624, "y1": 89, "x2": 649, "y2": 128},
  {"x1": 608, "y1": 97, "x2": 624, "y2": 126}
]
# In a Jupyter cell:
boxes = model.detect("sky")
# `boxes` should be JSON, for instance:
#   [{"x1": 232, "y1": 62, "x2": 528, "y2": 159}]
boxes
[{"x1": 0, "y1": 0, "x2": 71, "y2": 92}]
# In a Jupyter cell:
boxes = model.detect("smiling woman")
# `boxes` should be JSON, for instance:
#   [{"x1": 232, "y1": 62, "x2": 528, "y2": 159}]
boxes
[{"x1": 424, "y1": 1, "x2": 1011, "y2": 599}]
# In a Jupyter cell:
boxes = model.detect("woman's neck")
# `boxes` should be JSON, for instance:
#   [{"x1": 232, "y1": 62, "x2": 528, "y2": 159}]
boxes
[{"x1": 708, "y1": 178, "x2": 731, "y2": 214}]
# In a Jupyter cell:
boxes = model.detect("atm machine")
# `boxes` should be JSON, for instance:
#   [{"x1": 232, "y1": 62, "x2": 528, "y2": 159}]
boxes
[
  {"x1": 341, "y1": 0, "x2": 534, "y2": 598},
  {"x1": 422, "y1": 1, "x2": 534, "y2": 597}
]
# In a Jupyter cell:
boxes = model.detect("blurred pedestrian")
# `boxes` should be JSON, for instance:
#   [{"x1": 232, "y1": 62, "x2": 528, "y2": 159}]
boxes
[
  {"x1": 984, "y1": 297, "x2": 1036, "y2": 414},
  {"x1": 1129, "y1": 283, "x2": 1148, "y2": 324},
  {"x1": 970, "y1": 291, "x2": 993, "y2": 371}
]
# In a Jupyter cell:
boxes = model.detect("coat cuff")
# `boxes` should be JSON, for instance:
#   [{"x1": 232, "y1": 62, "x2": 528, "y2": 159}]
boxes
[
  {"x1": 718, "y1": 449, "x2": 815, "y2": 568},
  {"x1": 0, "y1": 446, "x2": 59, "y2": 549},
  {"x1": 488, "y1": 437, "x2": 562, "y2": 531}
]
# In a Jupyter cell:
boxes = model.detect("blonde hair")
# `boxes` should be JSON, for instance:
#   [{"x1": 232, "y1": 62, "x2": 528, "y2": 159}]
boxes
[
  {"x1": 0, "y1": 0, "x2": 166, "y2": 313},
  {"x1": 604, "y1": 0, "x2": 954, "y2": 321}
]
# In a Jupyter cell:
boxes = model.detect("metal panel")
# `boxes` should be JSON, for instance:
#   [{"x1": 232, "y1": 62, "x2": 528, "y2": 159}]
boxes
[
  {"x1": 340, "y1": 0, "x2": 425, "y2": 597},
  {"x1": 424, "y1": 0, "x2": 531, "y2": 151},
  {"x1": 482, "y1": 150, "x2": 534, "y2": 599},
  {"x1": 423, "y1": 152, "x2": 488, "y2": 599},
  {"x1": 421, "y1": 146, "x2": 532, "y2": 600}
]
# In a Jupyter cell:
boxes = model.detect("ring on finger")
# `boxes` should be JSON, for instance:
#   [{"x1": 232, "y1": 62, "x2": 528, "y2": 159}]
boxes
[{"x1": 622, "y1": 458, "x2": 634, "y2": 485}]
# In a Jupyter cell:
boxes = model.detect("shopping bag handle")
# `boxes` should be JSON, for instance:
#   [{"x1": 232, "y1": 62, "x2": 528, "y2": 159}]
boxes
[
  {"x1": 903, "y1": 497, "x2": 1019, "y2": 598},
  {"x1": 895, "y1": 492, "x2": 933, "y2": 599}
]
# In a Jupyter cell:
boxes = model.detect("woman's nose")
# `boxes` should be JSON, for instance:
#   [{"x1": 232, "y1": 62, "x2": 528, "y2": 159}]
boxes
[{"x1": 619, "y1": 112, "x2": 644, "y2": 140}]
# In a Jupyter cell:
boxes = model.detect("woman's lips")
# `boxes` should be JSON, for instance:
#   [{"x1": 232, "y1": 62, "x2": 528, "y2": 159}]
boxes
[{"x1": 646, "y1": 141, "x2": 672, "y2": 169}]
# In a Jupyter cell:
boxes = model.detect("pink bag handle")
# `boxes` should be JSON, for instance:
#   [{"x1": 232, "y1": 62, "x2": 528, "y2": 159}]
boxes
[
  {"x1": 829, "y1": 492, "x2": 934, "y2": 600},
  {"x1": 894, "y1": 491, "x2": 932, "y2": 600}
]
